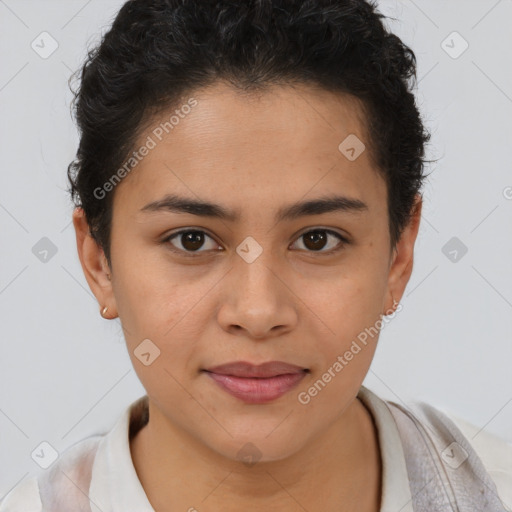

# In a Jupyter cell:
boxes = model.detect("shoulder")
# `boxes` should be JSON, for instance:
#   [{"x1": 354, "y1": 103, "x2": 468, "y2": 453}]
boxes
[
  {"x1": 0, "y1": 476, "x2": 41, "y2": 512},
  {"x1": 443, "y1": 410, "x2": 512, "y2": 511},
  {"x1": 390, "y1": 396, "x2": 512, "y2": 512},
  {"x1": 0, "y1": 434, "x2": 103, "y2": 512},
  {"x1": 0, "y1": 397, "x2": 143, "y2": 512}
]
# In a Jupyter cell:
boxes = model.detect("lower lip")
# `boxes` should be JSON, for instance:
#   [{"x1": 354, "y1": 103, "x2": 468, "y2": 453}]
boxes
[{"x1": 204, "y1": 371, "x2": 307, "y2": 404}]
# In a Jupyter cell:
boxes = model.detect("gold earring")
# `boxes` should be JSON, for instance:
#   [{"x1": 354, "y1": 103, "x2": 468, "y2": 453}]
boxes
[
  {"x1": 391, "y1": 293, "x2": 399, "y2": 311},
  {"x1": 101, "y1": 306, "x2": 109, "y2": 318}
]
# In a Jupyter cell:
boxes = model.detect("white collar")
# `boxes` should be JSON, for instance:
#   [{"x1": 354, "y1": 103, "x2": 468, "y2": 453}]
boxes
[
  {"x1": 89, "y1": 396, "x2": 154, "y2": 511},
  {"x1": 358, "y1": 385, "x2": 414, "y2": 512}
]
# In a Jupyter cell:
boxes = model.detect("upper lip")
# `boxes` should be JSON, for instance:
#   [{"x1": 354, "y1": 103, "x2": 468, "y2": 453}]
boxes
[{"x1": 204, "y1": 361, "x2": 308, "y2": 378}]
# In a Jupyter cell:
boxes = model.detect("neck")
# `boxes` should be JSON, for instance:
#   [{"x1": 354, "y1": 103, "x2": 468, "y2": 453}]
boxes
[{"x1": 130, "y1": 396, "x2": 381, "y2": 512}]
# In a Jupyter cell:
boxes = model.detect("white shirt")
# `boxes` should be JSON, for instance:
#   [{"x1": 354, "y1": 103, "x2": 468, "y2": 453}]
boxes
[{"x1": 1, "y1": 386, "x2": 511, "y2": 511}]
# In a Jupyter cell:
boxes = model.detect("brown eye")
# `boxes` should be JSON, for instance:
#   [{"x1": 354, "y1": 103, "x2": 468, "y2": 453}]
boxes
[
  {"x1": 292, "y1": 229, "x2": 347, "y2": 253},
  {"x1": 180, "y1": 231, "x2": 205, "y2": 251},
  {"x1": 164, "y1": 230, "x2": 220, "y2": 254}
]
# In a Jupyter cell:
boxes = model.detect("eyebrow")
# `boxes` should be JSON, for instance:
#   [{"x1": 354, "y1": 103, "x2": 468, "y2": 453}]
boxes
[{"x1": 140, "y1": 193, "x2": 368, "y2": 222}]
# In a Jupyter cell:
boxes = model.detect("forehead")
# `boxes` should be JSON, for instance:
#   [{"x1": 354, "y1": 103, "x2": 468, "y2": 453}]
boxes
[
  {"x1": 113, "y1": 81, "x2": 385, "y2": 217},
  {"x1": 162, "y1": 81, "x2": 370, "y2": 156}
]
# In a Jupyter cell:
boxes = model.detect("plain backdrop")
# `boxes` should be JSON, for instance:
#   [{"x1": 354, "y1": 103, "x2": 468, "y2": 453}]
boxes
[{"x1": 1, "y1": 0, "x2": 511, "y2": 498}]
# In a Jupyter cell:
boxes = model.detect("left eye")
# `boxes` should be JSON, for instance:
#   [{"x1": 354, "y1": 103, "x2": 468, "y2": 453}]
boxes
[
  {"x1": 163, "y1": 228, "x2": 347, "y2": 255},
  {"x1": 291, "y1": 229, "x2": 347, "y2": 253}
]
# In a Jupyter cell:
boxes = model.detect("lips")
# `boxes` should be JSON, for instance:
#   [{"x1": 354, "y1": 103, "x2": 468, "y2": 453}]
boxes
[
  {"x1": 204, "y1": 360, "x2": 308, "y2": 378},
  {"x1": 202, "y1": 361, "x2": 309, "y2": 403}
]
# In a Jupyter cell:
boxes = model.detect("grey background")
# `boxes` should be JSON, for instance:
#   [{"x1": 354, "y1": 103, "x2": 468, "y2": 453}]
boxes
[{"x1": 1, "y1": 0, "x2": 511, "y2": 498}]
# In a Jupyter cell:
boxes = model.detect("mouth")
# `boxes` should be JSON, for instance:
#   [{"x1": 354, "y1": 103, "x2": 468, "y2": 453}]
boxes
[
  {"x1": 203, "y1": 360, "x2": 309, "y2": 378},
  {"x1": 202, "y1": 361, "x2": 310, "y2": 403}
]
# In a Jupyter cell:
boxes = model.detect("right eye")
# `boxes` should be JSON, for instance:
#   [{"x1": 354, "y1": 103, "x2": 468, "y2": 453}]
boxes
[{"x1": 162, "y1": 229, "x2": 222, "y2": 256}]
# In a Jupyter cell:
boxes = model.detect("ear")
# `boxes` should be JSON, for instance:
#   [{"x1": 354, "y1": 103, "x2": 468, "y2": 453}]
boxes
[
  {"x1": 384, "y1": 194, "x2": 422, "y2": 312},
  {"x1": 72, "y1": 207, "x2": 117, "y2": 319}
]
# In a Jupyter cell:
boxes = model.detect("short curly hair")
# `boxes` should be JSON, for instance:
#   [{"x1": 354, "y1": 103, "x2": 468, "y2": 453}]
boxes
[{"x1": 67, "y1": 0, "x2": 430, "y2": 266}]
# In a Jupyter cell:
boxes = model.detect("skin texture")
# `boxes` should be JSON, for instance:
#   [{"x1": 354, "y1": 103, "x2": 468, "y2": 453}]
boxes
[{"x1": 73, "y1": 81, "x2": 422, "y2": 511}]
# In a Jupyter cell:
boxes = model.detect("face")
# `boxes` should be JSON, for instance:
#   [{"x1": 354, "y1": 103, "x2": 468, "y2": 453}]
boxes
[{"x1": 74, "y1": 81, "x2": 421, "y2": 463}]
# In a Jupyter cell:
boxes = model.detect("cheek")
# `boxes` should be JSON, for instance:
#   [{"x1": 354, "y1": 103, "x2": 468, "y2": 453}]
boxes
[
  {"x1": 307, "y1": 262, "x2": 388, "y2": 365},
  {"x1": 297, "y1": 281, "x2": 384, "y2": 414},
  {"x1": 117, "y1": 276, "x2": 206, "y2": 397},
  {"x1": 113, "y1": 260, "x2": 214, "y2": 370},
  {"x1": 112, "y1": 252, "x2": 187, "y2": 328}
]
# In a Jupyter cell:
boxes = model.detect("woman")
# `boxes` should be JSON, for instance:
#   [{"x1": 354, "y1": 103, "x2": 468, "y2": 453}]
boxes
[{"x1": 2, "y1": 0, "x2": 511, "y2": 511}]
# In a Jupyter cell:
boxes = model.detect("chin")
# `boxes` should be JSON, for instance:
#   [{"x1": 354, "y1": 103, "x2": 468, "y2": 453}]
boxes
[{"x1": 203, "y1": 429, "x2": 307, "y2": 466}]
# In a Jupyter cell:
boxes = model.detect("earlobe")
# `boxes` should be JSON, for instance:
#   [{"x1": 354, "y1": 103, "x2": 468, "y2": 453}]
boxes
[{"x1": 72, "y1": 207, "x2": 118, "y2": 319}]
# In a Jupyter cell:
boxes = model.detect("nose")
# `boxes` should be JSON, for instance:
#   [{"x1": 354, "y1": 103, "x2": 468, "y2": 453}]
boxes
[{"x1": 216, "y1": 250, "x2": 298, "y2": 341}]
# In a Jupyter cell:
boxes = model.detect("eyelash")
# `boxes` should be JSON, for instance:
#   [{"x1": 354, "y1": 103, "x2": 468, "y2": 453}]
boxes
[{"x1": 161, "y1": 228, "x2": 349, "y2": 257}]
